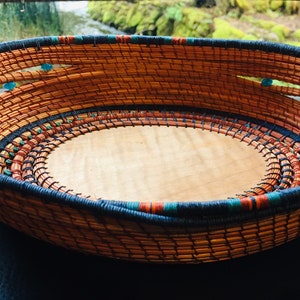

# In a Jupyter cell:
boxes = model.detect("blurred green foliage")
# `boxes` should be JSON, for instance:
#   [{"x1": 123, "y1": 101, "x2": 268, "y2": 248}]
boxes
[{"x1": 0, "y1": 2, "x2": 62, "y2": 41}]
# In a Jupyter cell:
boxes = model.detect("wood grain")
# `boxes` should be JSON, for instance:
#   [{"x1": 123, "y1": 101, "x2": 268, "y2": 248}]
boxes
[{"x1": 46, "y1": 126, "x2": 267, "y2": 202}]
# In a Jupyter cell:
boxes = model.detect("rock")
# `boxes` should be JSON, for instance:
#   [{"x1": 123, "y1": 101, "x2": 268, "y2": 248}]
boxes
[
  {"x1": 214, "y1": 0, "x2": 231, "y2": 15},
  {"x1": 271, "y1": 24, "x2": 290, "y2": 41},
  {"x1": 287, "y1": 41, "x2": 300, "y2": 47},
  {"x1": 253, "y1": 0, "x2": 269, "y2": 12},
  {"x1": 134, "y1": 3, "x2": 162, "y2": 34},
  {"x1": 114, "y1": 5, "x2": 129, "y2": 30},
  {"x1": 87, "y1": 0, "x2": 299, "y2": 44},
  {"x1": 284, "y1": 0, "x2": 299, "y2": 14},
  {"x1": 126, "y1": 5, "x2": 144, "y2": 30},
  {"x1": 271, "y1": 24, "x2": 291, "y2": 42},
  {"x1": 166, "y1": 5, "x2": 183, "y2": 22},
  {"x1": 173, "y1": 23, "x2": 194, "y2": 37},
  {"x1": 240, "y1": 15, "x2": 276, "y2": 29},
  {"x1": 270, "y1": 0, "x2": 284, "y2": 11},
  {"x1": 234, "y1": 0, "x2": 253, "y2": 12},
  {"x1": 212, "y1": 18, "x2": 245, "y2": 39},
  {"x1": 265, "y1": 32, "x2": 281, "y2": 42},
  {"x1": 292, "y1": 29, "x2": 300, "y2": 41},
  {"x1": 242, "y1": 34, "x2": 258, "y2": 40},
  {"x1": 87, "y1": 1, "x2": 103, "y2": 20},
  {"x1": 156, "y1": 15, "x2": 174, "y2": 36},
  {"x1": 102, "y1": 6, "x2": 116, "y2": 25},
  {"x1": 174, "y1": 7, "x2": 212, "y2": 37}
]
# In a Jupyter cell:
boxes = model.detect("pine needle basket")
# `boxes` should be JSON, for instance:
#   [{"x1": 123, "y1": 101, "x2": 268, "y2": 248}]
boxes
[{"x1": 0, "y1": 35, "x2": 299, "y2": 264}]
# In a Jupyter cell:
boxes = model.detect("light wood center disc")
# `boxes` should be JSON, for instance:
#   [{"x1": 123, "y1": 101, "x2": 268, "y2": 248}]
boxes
[{"x1": 46, "y1": 126, "x2": 267, "y2": 202}]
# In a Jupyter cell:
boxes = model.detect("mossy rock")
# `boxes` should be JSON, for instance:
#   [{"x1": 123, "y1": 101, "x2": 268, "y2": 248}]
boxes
[
  {"x1": 287, "y1": 41, "x2": 300, "y2": 47},
  {"x1": 253, "y1": 0, "x2": 269, "y2": 12},
  {"x1": 270, "y1": 0, "x2": 284, "y2": 11},
  {"x1": 242, "y1": 34, "x2": 258, "y2": 40},
  {"x1": 182, "y1": 7, "x2": 211, "y2": 29},
  {"x1": 87, "y1": 1, "x2": 103, "y2": 20},
  {"x1": 212, "y1": 18, "x2": 245, "y2": 39},
  {"x1": 136, "y1": 23, "x2": 157, "y2": 35},
  {"x1": 156, "y1": 15, "x2": 174, "y2": 36},
  {"x1": 173, "y1": 23, "x2": 193, "y2": 37},
  {"x1": 241, "y1": 15, "x2": 276, "y2": 30},
  {"x1": 214, "y1": 0, "x2": 231, "y2": 15},
  {"x1": 138, "y1": 5, "x2": 162, "y2": 26},
  {"x1": 292, "y1": 29, "x2": 300, "y2": 41},
  {"x1": 102, "y1": 9, "x2": 116, "y2": 25},
  {"x1": 271, "y1": 24, "x2": 291, "y2": 41},
  {"x1": 175, "y1": 7, "x2": 212, "y2": 37},
  {"x1": 284, "y1": 1, "x2": 300, "y2": 14},
  {"x1": 114, "y1": 10, "x2": 128, "y2": 30},
  {"x1": 127, "y1": 3, "x2": 162, "y2": 34},
  {"x1": 235, "y1": 0, "x2": 253, "y2": 12},
  {"x1": 255, "y1": 19, "x2": 277, "y2": 30},
  {"x1": 126, "y1": 5, "x2": 144, "y2": 29}
]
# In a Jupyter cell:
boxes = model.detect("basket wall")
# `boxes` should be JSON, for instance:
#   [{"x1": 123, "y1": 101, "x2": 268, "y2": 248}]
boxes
[{"x1": 0, "y1": 35, "x2": 299, "y2": 263}]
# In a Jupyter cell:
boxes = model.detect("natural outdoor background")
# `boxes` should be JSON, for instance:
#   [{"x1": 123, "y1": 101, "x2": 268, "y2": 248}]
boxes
[{"x1": 0, "y1": 0, "x2": 299, "y2": 46}]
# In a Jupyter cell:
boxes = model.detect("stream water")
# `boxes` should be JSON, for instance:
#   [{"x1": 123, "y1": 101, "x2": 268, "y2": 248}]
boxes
[{"x1": 56, "y1": 1, "x2": 124, "y2": 35}]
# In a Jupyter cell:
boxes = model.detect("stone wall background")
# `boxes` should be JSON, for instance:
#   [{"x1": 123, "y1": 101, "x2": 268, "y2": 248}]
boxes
[{"x1": 88, "y1": 0, "x2": 300, "y2": 46}]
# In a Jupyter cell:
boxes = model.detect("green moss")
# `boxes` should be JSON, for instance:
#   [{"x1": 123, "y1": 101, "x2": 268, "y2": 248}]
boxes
[
  {"x1": 166, "y1": 5, "x2": 183, "y2": 22},
  {"x1": 242, "y1": 34, "x2": 258, "y2": 40},
  {"x1": 173, "y1": 7, "x2": 212, "y2": 37},
  {"x1": 286, "y1": 41, "x2": 300, "y2": 47},
  {"x1": 126, "y1": 5, "x2": 143, "y2": 29},
  {"x1": 235, "y1": 0, "x2": 253, "y2": 11},
  {"x1": 173, "y1": 23, "x2": 193, "y2": 37},
  {"x1": 114, "y1": 10, "x2": 128, "y2": 29},
  {"x1": 241, "y1": 15, "x2": 276, "y2": 29},
  {"x1": 292, "y1": 29, "x2": 300, "y2": 41},
  {"x1": 212, "y1": 18, "x2": 245, "y2": 39},
  {"x1": 132, "y1": 3, "x2": 162, "y2": 34},
  {"x1": 270, "y1": 0, "x2": 284, "y2": 11},
  {"x1": 100, "y1": 2, "x2": 119, "y2": 25},
  {"x1": 87, "y1": 0, "x2": 297, "y2": 43},
  {"x1": 255, "y1": 19, "x2": 277, "y2": 30},
  {"x1": 156, "y1": 15, "x2": 174, "y2": 36},
  {"x1": 253, "y1": 0, "x2": 269, "y2": 12},
  {"x1": 87, "y1": 2, "x2": 100, "y2": 19},
  {"x1": 284, "y1": 1, "x2": 300, "y2": 14},
  {"x1": 271, "y1": 24, "x2": 290, "y2": 41}
]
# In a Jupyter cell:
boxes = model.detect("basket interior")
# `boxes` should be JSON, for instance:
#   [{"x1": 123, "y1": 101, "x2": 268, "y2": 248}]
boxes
[{"x1": 0, "y1": 35, "x2": 299, "y2": 215}]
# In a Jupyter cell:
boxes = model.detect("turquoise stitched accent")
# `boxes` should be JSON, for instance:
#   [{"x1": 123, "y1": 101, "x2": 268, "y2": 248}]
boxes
[
  {"x1": 41, "y1": 63, "x2": 53, "y2": 71},
  {"x1": 4, "y1": 169, "x2": 12, "y2": 176},
  {"x1": 227, "y1": 198, "x2": 242, "y2": 212},
  {"x1": 107, "y1": 35, "x2": 117, "y2": 43},
  {"x1": 75, "y1": 35, "x2": 84, "y2": 44},
  {"x1": 50, "y1": 36, "x2": 59, "y2": 44},
  {"x1": 5, "y1": 159, "x2": 12, "y2": 166},
  {"x1": 267, "y1": 192, "x2": 282, "y2": 206},
  {"x1": 163, "y1": 202, "x2": 178, "y2": 214},
  {"x1": 186, "y1": 38, "x2": 195, "y2": 45},
  {"x1": 130, "y1": 35, "x2": 140, "y2": 44},
  {"x1": 261, "y1": 78, "x2": 273, "y2": 87},
  {"x1": 164, "y1": 36, "x2": 173, "y2": 45},
  {"x1": 125, "y1": 202, "x2": 140, "y2": 211},
  {"x1": 3, "y1": 82, "x2": 16, "y2": 91}
]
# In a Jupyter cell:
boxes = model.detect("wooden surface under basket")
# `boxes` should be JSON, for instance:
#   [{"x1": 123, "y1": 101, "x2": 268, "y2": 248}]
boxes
[{"x1": 0, "y1": 35, "x2": 299, "y2": 263}]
